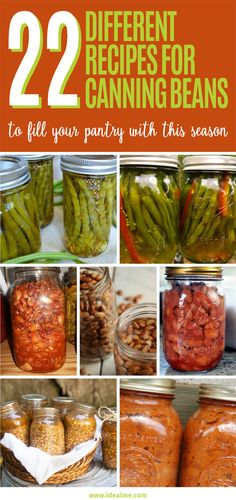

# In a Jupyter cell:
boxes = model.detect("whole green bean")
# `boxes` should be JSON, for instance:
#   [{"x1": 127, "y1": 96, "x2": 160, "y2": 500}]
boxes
[
  {"x1": 64, "y1": 175, "x2": 81, "y2": 238},
  {"x1": 0, "y1": 231, "x2": 8, "y2": 262},
  {"x1": 2, "y1": 206, "x2": 32, "y2": 254},
  {"x1": 129, "y1": 182, "x2": 157, "y2": 250},
  {"x1": 142, "y1": 205, "x2": 164, "y2": 248}
]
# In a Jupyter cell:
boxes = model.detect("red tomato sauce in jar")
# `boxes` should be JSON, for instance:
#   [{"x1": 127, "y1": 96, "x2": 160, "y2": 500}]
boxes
[
  {"x1": 163, "y1": 266, "x2": 225, "y2": 372},
  {"x1": 120, "y1": 379, "x2": 182, "y2": 487},
  {"x1": 179, "y1": 384, "x2": 236, "y2": 487},
  {"x1": 10, "y1": 268, "x2": 66, "y2": 373}
]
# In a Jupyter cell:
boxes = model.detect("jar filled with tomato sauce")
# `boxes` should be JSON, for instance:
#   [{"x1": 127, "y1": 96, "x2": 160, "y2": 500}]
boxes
[
  {"x1": 120, "y1": 379, "x2": 182, "y2": 487},
  {"x1": 179, "y1": 383, "x2": 236, "y2": 486},
  {"x1": 163, "y1": 266, "x2": 225, "y2": 372},
  {"x1": 10, "y1": 267, "x2": 66, "y2": 373}
]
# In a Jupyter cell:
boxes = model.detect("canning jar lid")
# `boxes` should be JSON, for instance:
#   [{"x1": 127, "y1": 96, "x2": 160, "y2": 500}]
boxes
[
  {"x1": 0, "y1": 156, "x2": 30, "y2": 191},
  {"x1": 183, "y1": 155, "x2": 236, "y2": 172},
  {"x1": 120, "y1": 379, "x2": 176, "y2": 396},
  {"x1": 18, "y1": 154, "x2": 53, "y2": 161},
  {"x1": 61, "y1": 155, "x2": 117, "y2": 175},
  {"x1": 199, "y1": 384, "x2": 236, "y2": 402},
  {"x1": 165, "y1": 266, "x2": 223, "y2": 279},
  {"x1": 120, "y1": 154, "x2": 179, "y2": 169},
  {"x1": 21, "y1": 394, "x2": 47, "y2": 402},
  {"x1": 52, "y1": 397, "x2": 75, "y2": 404}
]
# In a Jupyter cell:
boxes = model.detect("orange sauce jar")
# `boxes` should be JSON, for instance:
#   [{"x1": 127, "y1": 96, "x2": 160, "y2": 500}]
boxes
[
  {"x1": 179, "y1": 384, "x2": 236, "y2": 486},
  {"x1": 120, "y1": 379, "x2": 182, "y2": 487}
]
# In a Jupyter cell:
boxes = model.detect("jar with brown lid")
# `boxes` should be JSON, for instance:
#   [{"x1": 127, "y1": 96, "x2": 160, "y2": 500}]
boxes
[
  {"x1": 80, "y1": 267, "x2": 117, "y2": 360},
  {"x1": 120, "y1": 379, "x2": 182, "y2": 487},
  {"x1": 0, "y1": 401, "x2": 29, "y2": 445},
  {"x1": 99, "y1": 407, "x2": 117, "y2": 470},
  {"x1": 64, "y1": 267, "x2": 77, "y2": 345},
  {"x1": 64, "y1": 403, "x2": 96, "y2": 452},
  {"x1": 179, "y1": 384, "x2": 236, "y2": 486},
  {"x1": 10, "y1": 267, "x2": 66, "y2": 373},
  {"x1": 20, "y1": 394, "x2": 48, "y2": 421},
  {"x1": 30, "y1": 407, "x2": 65, "y2": 455},
  {"x1": 163, "y1": 266, "x2": 225, "y2": 372},
  {"x1": 51, "y1": 396, "x2": 75, "y2": 420},
  {"x1": 114, "y1": 303, "x2": 157, "y2": 375}
]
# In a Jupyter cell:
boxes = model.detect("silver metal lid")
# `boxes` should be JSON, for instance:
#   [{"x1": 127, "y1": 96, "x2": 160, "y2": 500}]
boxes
[
  {"x1": 120, "y1": 154, "x2": 179, "y2": 169},
  {"x1": 61, "y1": 155, "x2": 117, "y2": 175},
  {"x1": 183, "y1": 155, "x2": 236, "y2": 172},
  {"x1": 18, "y1": 154, "x2": 53, "y2": 161},
  {"x1": 165, "y1": 266, "x2": 223, "y2": 279},
  {"x1": 120, "y1": 379, "x2": 176, "y2": 396},
  {"x1": 52, "y1": 397, "x2": 75, "y2": 404},
  {"x1": 199, "y1": 384, "x2": 236, "y2": 402},
  {"x1": 21, "y1": 394, "x2": 47, "y2": 402},
  {"x1": 0, "y1": 156, "x2": 30, "y2": 191}
]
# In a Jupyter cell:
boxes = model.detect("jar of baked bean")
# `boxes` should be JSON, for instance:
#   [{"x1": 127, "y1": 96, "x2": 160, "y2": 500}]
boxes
[
  {"x1": 64, "y1": 403, "x2": 96, "y2": 452},
  {"x1": 99, "y1": 407, "x2": 117, "y2": 470},
  {"x1": 179, "y1": 383, "x2": 236, "y2": 486},
  {"x1": 114, "y1": 303, "x2": 157, "y2": 375},
  {"x1": 0, "y1": 401, "x2": 29, "y2": 445},
  {"x1": 120, "y1": 379, "x2": 182, "y2": 487},
  {"x1": 51, "y1": 396, "x2": 75, "y2": 420},
  {"x1": 10, "y1": 267, "x2": 66, "y2": 373},
  {"x1": 80, "y1": 267, "x2": 117, "y2": 360},
  {"x1": 30, "y1": 408, "x2": 65, "y2": 455},
  {"x1": 163, "y1": 266, "x2": 225, "y2": 372},
  {"x1": 20, "y1": 394, "x2": 48, "y2": 421}
]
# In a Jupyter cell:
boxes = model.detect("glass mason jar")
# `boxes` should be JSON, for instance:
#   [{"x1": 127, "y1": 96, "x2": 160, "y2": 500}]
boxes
[
  {"x1": 114, "y1": 303, "x2": 157, "y2": 375},
  {"x1": 80, "y1": 267, "x2": 117, "y2": 360},
  {"x1": 51, "y1": 396, "x2": 75, "y2": 421},
  {"x1": 120, "y1": 155, "x2": 180, "y2": 263},
  {"x1": 0, "y1": 401, "x2": 29, "y2": 444},
  {"x1": 163, "y1": 266, "x2": 225, "y2": 372},
  {"x1": 64, "y1": 403, "x2": 96, "y2": 452},
  {"x1": 179, "y1": 384, "x2": 236, "y2": 486},
  {"x1": 1, "y1": 291, "x2": 7, "y2": 342},
  {"x1": 60, "y1": 155, "x2": 117, "y2": 257},
  {"x1": 100, "y1": 407, "x2": 117, "y2": 470},
  {"x1": 20, "y1": 394, "x2": 48, "y2": 421},
  {"x1": 30, "y1": 407, "x2": 65, "y2": 455},
  {"x1": 19, "y1": 154, "x2": 54, "y2": 227},
  {"x1": 64, "y1": 267, "x2": 77, "y2": 345},
  {"x1": 10, "y1": 267, "x2": 66, "y2": 373},
  {"x1": 120, "y1": 379, "x2": 182, "y2": 487},
  {"x1": 0, "y1": 156, "x2": 41, "y2": 262},
  {"x1": 180, "y1": 155, "x2": 236, "y2": 263}
]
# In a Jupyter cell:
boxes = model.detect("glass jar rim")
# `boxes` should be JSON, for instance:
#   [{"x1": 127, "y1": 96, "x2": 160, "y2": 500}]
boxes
[
  {"x1": 52, "y1": 397, "x2": 75, "y2": 404},
  {"x1": 183, "y1": 155, "x2": 236, "y2": 172},
  {"x1": 15, "y1": 267, "x2": 61, "y2": 279},
  {"x1": 20, "y1": 394, "x2": 48, "y2": 402},
  {"x1": 61, "y1": 154, "x2": 117, "y2": 175},
  {"x1": 120, "y1": 154, "x2": 179, "y2": 169},
  {"x1": 116, "y1": 303, "x2": 157, "y2": 360},
  {"x1": 69, "y1": 402, "x2": 96, "y2": 416},
  {"x1": 199, "y1": 384, "x2": 236, "y2": 402},
  {"x1": 165, "y1": 266, "x2": 223, "y2": 280},
  {"x1": 0, "y1": 156, "x2": 30, "y2": 191},
  {"x1": 80, "y1": 267, "x2": 110, "y2": 294},
  {"x1": 120, "y1": 378, "x2": 176, "y2": 396},
  {"x1": 32, "y1": 407, "x2": 60, "y2": 418}
]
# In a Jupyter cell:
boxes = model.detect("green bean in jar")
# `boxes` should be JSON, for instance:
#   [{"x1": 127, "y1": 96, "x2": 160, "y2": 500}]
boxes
[
  {"x1": 60, "y1": 155, "x2": 117, "y2": 257},
  {"x1": 0, "y1": 156, "x2": 41, "y2": 262},
  {"x1": 120, "y1": 155, "x2": 180, "y2": 263},
  {"x1": 19, "y1": 155, "x2": 54, "y2": 228},
  {"x1": 180, "y1": 156, "x2": 236, "y2": 263}
]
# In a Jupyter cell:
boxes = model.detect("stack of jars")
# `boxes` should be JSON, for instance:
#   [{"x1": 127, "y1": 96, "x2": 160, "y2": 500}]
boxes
[{"x1": 120, "y1": 379, "x2": 236, "y2": 487}]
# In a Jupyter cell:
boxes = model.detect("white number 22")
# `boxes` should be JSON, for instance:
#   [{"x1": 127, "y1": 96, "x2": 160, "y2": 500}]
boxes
[{"x1": 9, "y1": 11, "x2": 81, "y2": 108}]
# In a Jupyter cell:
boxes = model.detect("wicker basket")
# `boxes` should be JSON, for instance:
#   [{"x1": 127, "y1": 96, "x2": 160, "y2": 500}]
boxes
[{"x1": 1, "y1": 441, "x2": 100, "y2": 485}]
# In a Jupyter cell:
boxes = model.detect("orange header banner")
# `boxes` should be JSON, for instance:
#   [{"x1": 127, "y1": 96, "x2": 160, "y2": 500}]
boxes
[{"x1": 0, "y1": 0, "x2": 236, "y2": 152}]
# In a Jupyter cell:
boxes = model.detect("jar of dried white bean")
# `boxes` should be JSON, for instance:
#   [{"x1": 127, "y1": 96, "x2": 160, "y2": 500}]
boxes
[{"x1": 114, "y1": 303, "x2": 157, "y2": 376}]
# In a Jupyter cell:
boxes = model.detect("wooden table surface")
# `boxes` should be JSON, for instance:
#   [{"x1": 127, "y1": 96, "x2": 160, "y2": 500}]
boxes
[{"x1": 0, "y1": 340, "x2": 77, "y2": 376}]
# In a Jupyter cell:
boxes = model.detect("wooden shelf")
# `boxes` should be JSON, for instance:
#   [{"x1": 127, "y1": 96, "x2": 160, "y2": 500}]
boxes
[{"x1": 0, "y1": 340, "x2": 77, "y2": 376}]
